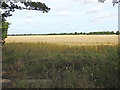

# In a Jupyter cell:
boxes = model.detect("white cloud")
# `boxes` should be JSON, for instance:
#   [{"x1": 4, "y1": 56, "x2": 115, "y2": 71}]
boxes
[
  {"x1": 31, "y1": 0, "x2": 45, "y2": 2},
  {"x1": 25, "y1": 12, "x2": 35, "y2": 23},
  {"x1": 70, "y1": 0, "x2": 111, "y2": 3},
  {"x1": 26, "y1": 18, "x2": 32, "y2": 23},
  {"x1": 90, "y1": 18, "x2": 103, "y2": 23},
  {"x1": 57, "y1": 11, "x2": 70, "y2": 16},
  {"x1": 26, "y1": 13, "x2": 35, "y2": 18},
  {"x1": 83, "y1": 0, "x2": 98, "y2": 3},
  {"x1": 54, "y1": 22, "x2": 72, "y2": 28},
  {"x1": 29, "y1": 13, "x2": 35, "y2": 17},
  {"x1": 87, "y1": 5, "x2": 102, "y2": 14},
  {"x1": 56, "y1": 5, "x2": 68, "y2": 11},
  {"x1": 90, "y1": 14, "x2": 108, "y2": 23},
  {"x1": 90, "y1": 12, "x2": 117, "y2": 23},
  {"x1": 65, "y1": 22, "x2": 72, "y2": 25},
  {"x1": 69, "y1": 0, "x2": 98, "y2": 3}
]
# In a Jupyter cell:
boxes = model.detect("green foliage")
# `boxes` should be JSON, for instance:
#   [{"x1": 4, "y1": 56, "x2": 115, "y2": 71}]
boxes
[
  {"x1": 116, "y1": 31, "x2": 120, "y2": 35},
  {"x1": 1, "y1": 2, "x2": 9, "y2": 8},
  {"x1": 2, "y1": 22, "x2": 9, "y2": 39},
  {"x1": 2, "y1": 43, "x2": 119, "y2": 88},
  {"x1": 23, "y1": 2, "x2": 50, "y2": 13},
  {"x1": 0, "y1": 1, "x2": 50, "y2": 45},
  {"x1": 7, "y1": 31, "x2": 119, "y2": 36},
  {"x1": 111, "y1": 31, "x2": 114, "y2": 34},
  {"x1": 0, "y1": 21, "x2": 10, "y2": 45},
  {"x1": 74, "y1": 32, "x2": 78, "y2": 35},
  {"x1": 0, "y1": 1, "x2": 50, "y2": 19}
]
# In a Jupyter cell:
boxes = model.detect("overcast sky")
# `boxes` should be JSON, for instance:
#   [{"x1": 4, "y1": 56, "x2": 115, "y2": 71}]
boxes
[{"x1": 6, "y1": 0, "x2": 118, "y2": 34}]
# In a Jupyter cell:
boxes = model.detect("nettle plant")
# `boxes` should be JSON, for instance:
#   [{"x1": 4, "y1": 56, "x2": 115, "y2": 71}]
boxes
[{"x1": 0, "y1": 0, "x2": 119, "y2": 45}]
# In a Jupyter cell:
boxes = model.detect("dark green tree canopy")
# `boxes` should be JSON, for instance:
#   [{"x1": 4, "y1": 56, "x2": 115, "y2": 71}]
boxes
[{"x1": 0, "y1": 0, "x2": 50, "y2": 21}]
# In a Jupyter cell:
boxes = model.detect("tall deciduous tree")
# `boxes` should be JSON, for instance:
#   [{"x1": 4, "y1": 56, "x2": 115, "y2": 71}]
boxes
[{"x1": 0, "y1": 0, "x2": 50, "y2": 44}]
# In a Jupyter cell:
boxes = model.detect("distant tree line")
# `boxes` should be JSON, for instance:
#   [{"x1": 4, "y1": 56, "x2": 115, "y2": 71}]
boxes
[
  {"x1": 1, "y1": 0, "x2": 119, "y2": 45},
  {"x1": 8, "y1": 31, "x2": 120, "y2": 36},
  {"x1": 0, "y1": 0, "x2": 50, "y2": 45}
]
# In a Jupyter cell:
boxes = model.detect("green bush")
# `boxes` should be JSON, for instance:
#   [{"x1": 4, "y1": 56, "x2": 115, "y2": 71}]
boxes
[{"x1": 0, "y1": 21, "x2": 10, "y2": 45}]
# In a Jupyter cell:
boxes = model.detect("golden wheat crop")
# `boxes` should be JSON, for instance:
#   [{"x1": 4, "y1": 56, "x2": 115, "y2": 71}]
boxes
[{"x1": 5, "y1": 35, "x2": 118, "y2": 46}]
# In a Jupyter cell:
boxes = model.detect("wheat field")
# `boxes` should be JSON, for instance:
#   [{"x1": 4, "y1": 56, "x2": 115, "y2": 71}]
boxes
[
  {"x1": 5, "y1": 35, "x2": 118, "y2": 46},
  {"x1": 3, "y1": 35, "x2": 119, "y2": 88}
]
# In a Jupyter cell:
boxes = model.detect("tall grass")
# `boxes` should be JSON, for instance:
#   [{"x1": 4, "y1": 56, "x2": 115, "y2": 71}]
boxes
[{"x1": 2, "y1": 43, "x2": 119, "y2": 88}]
